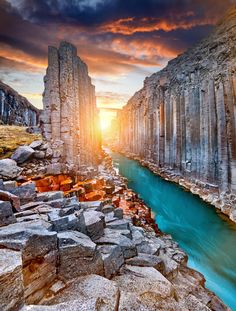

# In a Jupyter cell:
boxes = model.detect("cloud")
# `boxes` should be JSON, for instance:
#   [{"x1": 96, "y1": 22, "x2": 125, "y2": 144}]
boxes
[{"x1": 1, "y1": 0, "x2": 235, "y2": 109}]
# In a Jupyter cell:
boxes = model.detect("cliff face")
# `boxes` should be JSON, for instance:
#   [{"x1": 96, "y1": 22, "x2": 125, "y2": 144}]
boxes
[
  {"x1": 118, "y1": 7, "x2": 236, "y2": 198},
  {"x1": 0, "y1": 81, "x2": 39, "y2": 126},
  {"x1": 41, "y1": 41, "x2": 101, "y2": 174}
]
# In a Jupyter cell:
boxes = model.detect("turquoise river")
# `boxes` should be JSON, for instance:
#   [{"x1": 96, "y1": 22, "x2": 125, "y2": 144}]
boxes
[{"x1": 111, "y1": 152, "x2": 236, "y2": 310}]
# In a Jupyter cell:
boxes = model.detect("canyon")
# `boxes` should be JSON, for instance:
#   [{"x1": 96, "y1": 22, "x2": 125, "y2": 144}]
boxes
[
  {"x1": 0, "y1": 6, "x2": 236, "y2": 311},
  {"x1": 117, "y1": 6, "x2": 236, "y2": 222}
]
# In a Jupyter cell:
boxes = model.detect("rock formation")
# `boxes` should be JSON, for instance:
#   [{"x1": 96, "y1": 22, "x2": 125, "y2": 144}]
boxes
[
  {"x1": 41, "y1": 41, "x2": 101, "y2": 174},
  {"x1": 117, "y1": 7, "x2": 236, "y2": 209},
  {"x1": 0, "y1": 81, "x2": 39, "y2": 126}
]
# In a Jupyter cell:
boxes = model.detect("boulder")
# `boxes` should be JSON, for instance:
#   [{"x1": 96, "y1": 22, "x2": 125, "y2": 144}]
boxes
[
  {"x1": 11, "y1": 146, "x2": 35, "y2": 164},
  {"x1": 29, "y1": 140, "x2": 43, "y2": 149},
  {"x1": 106, "y1": 219, "x2": 130, "y2": 230},
  {"x1": 80, "y1": 200, "x2": 103, "y2": 211},
  {"x1": 0, "y1": 221, "x2": 57, "y2": 262},
  {"x1": 0, "y1": 249, "x2": 24, "y2": 311},
  {"x1": 10, "y1": 182, "x2": 36, "y2": 205},
  {"x1": 113, "y1": 265, "x2": 174, "y2": 310},
  {"x1": 34, "y1": 151, "x2": 45, "y2": 159},
  {"x1": 58, "y1": 231, "x2": 104, "y2": 280},
  {"x1": 102, "y1": 205, "x2": 114, "y2": 214},
  {"x1": 48, "y1": 209, "x2": 86, "y2": 233},
  {"x1": 0, "y1": 190, "x2": 21, "y2": 212},
  {"x1": 34, "y1": 275, "x2": 119, "y2": 310},
  {"x1": 98, "y1": 244, "x2": 124, "y2": 278},
  {"x1": 3, "y1": 180, "x2": 17, "y2": 191},
  {"x1": 96, "y1": 228, "x2": 137, "y2": 259},
  {"x1": 126, "y1": 253, "x2": 164, "y2": 272},
  {"x1": 36, "y1": 191, "x2": 64, "y2": 202},
  {"x1": 0, "y1": 159, "x2": 23, "y2": 180},
  {"x1": 114, "y1": 207, "x2": 123, "y2": 219},
  {"x1": 0, "y1": 200, "x2": 16, "y2": 227},
  {"x1": 83, "y1": 210, "x2": 105, "y2": 241}
]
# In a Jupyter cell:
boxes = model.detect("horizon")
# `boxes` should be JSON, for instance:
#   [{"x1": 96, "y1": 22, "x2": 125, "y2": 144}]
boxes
[{"x1": 1, "y1": 0, "x2": 236, "y2": 129}]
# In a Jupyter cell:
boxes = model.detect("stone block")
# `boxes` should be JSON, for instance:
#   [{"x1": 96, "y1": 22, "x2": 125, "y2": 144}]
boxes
[
  {"x1": 83, "y1": 210, "x2": 105, "y2": 241},
  {"x1": 0, "y1": 200, "x2": 16, "y2": 227},
  {"x1": 11, "y1": 146, "x2": 35, "y2": 164}
]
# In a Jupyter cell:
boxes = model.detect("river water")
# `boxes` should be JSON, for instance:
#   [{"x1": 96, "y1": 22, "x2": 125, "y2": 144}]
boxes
[{"x1": 111, "y1": 152, "x2": 236, "y2": 310}]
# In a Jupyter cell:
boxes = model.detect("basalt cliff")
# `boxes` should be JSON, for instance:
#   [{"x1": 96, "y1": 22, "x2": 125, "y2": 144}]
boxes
[
  {"x1": 41, "y1": 41, "x2": 101, "y2": 175},
  {"x1": 0, "y1": 81, "x2": 39, "y2": 126},
  {"x1": 117, "y1": 7, "x2": 236, "y2": 222}
]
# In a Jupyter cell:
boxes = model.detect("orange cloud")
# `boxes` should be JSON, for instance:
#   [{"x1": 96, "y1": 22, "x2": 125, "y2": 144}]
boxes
[{"x1": 101, "y1": 14, "x2": 217, "y2": 35}]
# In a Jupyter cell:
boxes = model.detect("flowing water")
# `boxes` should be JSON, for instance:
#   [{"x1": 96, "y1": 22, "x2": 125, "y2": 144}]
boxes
[{"x1": 111, "y1": 152, "x2": 236, "y2": 310}]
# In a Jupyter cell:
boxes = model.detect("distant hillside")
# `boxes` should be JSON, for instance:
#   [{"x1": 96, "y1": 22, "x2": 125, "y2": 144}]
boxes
[{"x1": 0, "y1": 80, "x2": 40, "y2": 126}]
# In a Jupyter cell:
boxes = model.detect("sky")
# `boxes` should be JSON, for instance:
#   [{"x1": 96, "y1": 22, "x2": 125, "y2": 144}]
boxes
[{"x1": 0, "y1": 0, "x2": 236, "y2": 130}]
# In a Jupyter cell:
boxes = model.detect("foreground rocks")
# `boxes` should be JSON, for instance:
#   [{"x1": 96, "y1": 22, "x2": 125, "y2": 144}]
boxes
[
  {"x1": 0, "y1": 156, "x2": 230, "y2": 311},
  {"x1": 116, "y1": 6, "x2": 236, "y2": 223}
]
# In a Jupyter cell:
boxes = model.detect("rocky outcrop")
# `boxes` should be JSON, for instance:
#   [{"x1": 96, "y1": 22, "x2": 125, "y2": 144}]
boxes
[
  {"x1": 117, "y1": 7, "x2": 236, "y2": 219},
  {"x1": 41, "y1": 41, "x2": 101, "y2": 174},
  {"x1": 0, "y1": 81, "x2": 39, "y2": 126}
]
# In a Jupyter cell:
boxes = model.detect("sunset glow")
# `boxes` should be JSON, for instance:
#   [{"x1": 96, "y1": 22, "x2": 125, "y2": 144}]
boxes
[{"x1": 0, "y1": 0, "x2": 235, "y2": 114}]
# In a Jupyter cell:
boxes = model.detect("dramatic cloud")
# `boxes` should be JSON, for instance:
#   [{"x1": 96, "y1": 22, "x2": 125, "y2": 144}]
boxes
[{"x1": 0, "y1": 0, "x2": 235, "y2": 125}]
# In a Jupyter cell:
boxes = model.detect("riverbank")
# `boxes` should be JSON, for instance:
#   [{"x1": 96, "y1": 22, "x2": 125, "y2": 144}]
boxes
[
  {"x1": 114, "y1": 149, "x2": 236, "y2": 224},
  {"x1": 0, "y1": 140, "x2": 231, "y2": 310}
]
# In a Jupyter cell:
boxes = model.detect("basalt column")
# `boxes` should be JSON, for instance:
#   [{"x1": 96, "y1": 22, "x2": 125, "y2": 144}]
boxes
[
  {"x1": 117, "y1": 7, "x2": 236, "y2": 218},
  {"x1": 41, "y1": 41, "x2": 101, "y2": 174}
]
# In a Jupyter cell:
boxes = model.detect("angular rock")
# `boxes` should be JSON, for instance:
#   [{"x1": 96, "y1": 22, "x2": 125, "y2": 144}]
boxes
[
  {"x1": 126, "y1": 253, "x2": 164, "y2": 272},
  {"x1": 114, "y1": 207, "x2": 124, "y2": 219},
  {"x1": 98, "y1": 244, "x2": 124, "y2": 278},
  {"x1": 106, "y1": 219, "x2": 130, "y2": 230},
  {"x1": 96, "y1": 228, "x2": 137, "y2": 259},
  {"x1": 58, "y1": 231, "x2": 104, "y2": 280},
  {"x1": 102, "y1": 204, "x2": 114, "y2": 214},
  {"x1": 10, "y1": 182, "x2": 36, "y2": 205},
  {"x1": 0, "y1": 200, "x2": 16, "y2": 227},
  {"x1": 34, "y1": 150, "x2": 45, "y2": 159},
  {"x1": 48, "y1": 209, "x2": 86, "y2": 233},
  {"x1": 0, "y1": 190, "x2": 21, "y2": 212},
  {"x1": 114, "y1": 265, "x2": 174, "y2": 310},
  {"x1": 80, "y1": 200, "x2": 103, "y2": 211},
  {"x1": 83, "y1": 210, "x2": 105, "y2": 241},
  {"x1": 11, "y1": 146, "x2": 35, "y2": 164},
  {"x1": 36, "y1": 191, "x2": 64, "y2": 202},
  {"x1": 0, "y1": 249, "x2": 24, "y2": 311},
  {"x1": 29, "y1": 140, "x2": 43, "y2": 149},
  {"x1": 3, "y1": 180, "x2": 17, "y2": 191},
  {"x1": 0, "y1": 159, "x2": 23, "y2": 180}
]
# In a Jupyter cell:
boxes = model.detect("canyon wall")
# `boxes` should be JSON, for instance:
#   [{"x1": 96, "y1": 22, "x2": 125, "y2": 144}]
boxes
[
  {"x1": 41, "y1": 41, "x2": 101, "y2": 174},
  {"x1": 0, "y1": 81, "x2": 39, "y2": 126},
  {"x1": 118, "y1": 7, "x2": 236, "y2": 196}
]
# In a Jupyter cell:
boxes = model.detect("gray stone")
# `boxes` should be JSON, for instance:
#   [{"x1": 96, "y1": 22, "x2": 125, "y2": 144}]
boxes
[
  {"x1": 30, "y1": 140, "x2": 43, "y2": 149},
  {"x1": 0, "y1": 249, "x2": 24, "y2": 311},
  {"x1": 83, "y1": 210, "x2": 105, "y2": 241},
  {"x1": 102, "y1": 204, "x2": 114, "y2": 214},
  {"x1": 36, "y1": 191, "x2": 64, "y2": 202},
  {"x1": 114, "y1": 265, "x2": 174, "y2": 310},
  {"x1": 20, "y1": 201, "x2": 45, "y2": 211},
  {"x1": 80, "y1": 200, "x2": 103, "y2": 211},
  {"x1": 10, "y1": 182, "x2": 36, "y2": 205},
  {"x1": 48, "y1": 209, "x2": 86, "y2": 233},
  {"x1": 98, "y1": 244, "x2": 124, "y2": 278},
  {"x1": 34, "y1": 150, "x2": 45, "y2": 159},
  {"x1": 126, "y1": 253, "x2": 164, "y2": 271},
  {"x1": 0, "y1": 200, "x2": 16, "y2": 227},
  {"x1": 96, "y1": 228, "x2": 137, "y2": 259},
  {"x1": 0, "y1": 159, "x2": 23, "y2": 180},
  {"x1": 106, "y1": 219, "x2": 129, "y2": 230},
  {"x1": 0, "y1": 221, "x2": 57, "y2": 263},
  {"x1": 58, "y1": 231, "x2": 104, "y2": 280},
  {"x1": 3, "y1": 180, "x2": 17, "y2": 191},
  {"x1": 11, "y1": 146, "x2": 35, "y2": 164},
  {"x1": 114, "y1": 207, "x2": 123, "y2": 219},
  {"x1": 0, "y1": 190, "x2": 21, "y2": 212}
]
